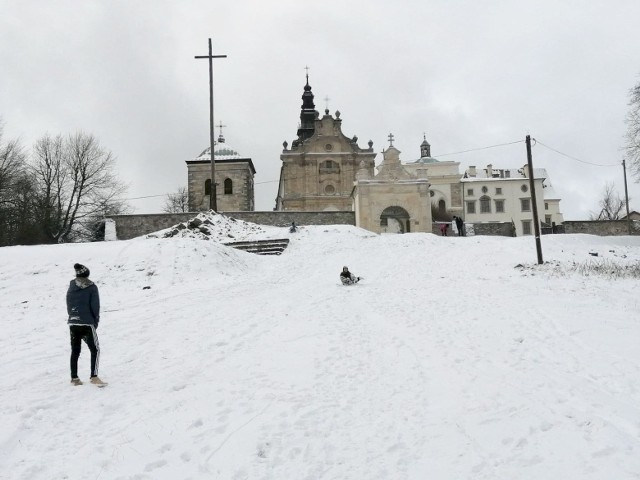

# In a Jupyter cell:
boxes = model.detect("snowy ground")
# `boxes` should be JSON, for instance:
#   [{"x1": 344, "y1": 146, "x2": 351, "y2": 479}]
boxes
[{"x1": 1, "y1": 216, "x2": 639, "y2": 479}]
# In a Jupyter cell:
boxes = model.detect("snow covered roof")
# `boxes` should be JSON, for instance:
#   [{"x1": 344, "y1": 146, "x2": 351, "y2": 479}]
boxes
[
  {"x1": 194, "y1": 135, "x2": 244, "y2": 160},
  {"x1": 542, "y1": 181, "x2": 561, "y2": 200},
  {"x1": 411, "y1": 156, "x2": 441, "y2": 164},
  {"x1": 463, "y1": 166, "x2": 548, "y2": 181}
]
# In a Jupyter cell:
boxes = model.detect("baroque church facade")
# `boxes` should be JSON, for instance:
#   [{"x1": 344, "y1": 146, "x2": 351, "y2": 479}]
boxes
[
  {"x1": 275, "y1": 76, "x2": 434, "y2": 234},
  {"x1": 275, "y1": 76, "x2": 377, "y2": 212}
]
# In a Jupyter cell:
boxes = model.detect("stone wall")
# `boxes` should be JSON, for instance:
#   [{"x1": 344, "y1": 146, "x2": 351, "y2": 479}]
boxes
[
  {"x1": 108, "y1": 212, "x2": 586, "y2": 240},
  {"x1": 108, "y1": 211, "x2": 356, "y2": 240},
  {"x1": 433, "y1": 222, "x2": 514, "y2": 237},
  {"x1": 563, "y1": 220, "x2": 640, "y2": 236},
  {"x1": 472, "y1": 222, "x2": 515, "y2": 236}
]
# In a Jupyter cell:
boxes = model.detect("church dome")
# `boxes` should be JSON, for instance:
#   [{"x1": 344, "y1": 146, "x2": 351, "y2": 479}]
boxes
[{"x1": 196, "y1": 135, "x2": 242, "y2": 160}]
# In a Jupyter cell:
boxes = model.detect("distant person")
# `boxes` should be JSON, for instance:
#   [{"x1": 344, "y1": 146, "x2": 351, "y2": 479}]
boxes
[
  {"x1": 289, "y1": 221, "x2": 297, "y2": 233},
  {"x1": 340, "y1": 266, "x2": 361, "y2": 285},
  {"x1": 439, "y1": 223, "x2": 449, "y2": 236},
  {"x1": 66, "y1": 263, "x2": 106, "y2": 386},
  {"x1": 454, "y1": 216, "x2": 464, "y2": 236}
]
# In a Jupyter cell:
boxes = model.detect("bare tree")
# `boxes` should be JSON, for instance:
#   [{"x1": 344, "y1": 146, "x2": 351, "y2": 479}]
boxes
[
  {"x1": 625, "y1": 80, "x2": 640, "y2": 179},
  {"x1": 0, "y1": 121, "x2": 26, "y2": 201},
  {"x1": 31, "y1": 131, "x2": 129, "y2": 242},
  {"x1": 163, "y1": 186, "x2": 189, "y2": 213},
  {"x1": 0, "y1": 121, "x2": 28, "y2": 245},
  {"x1": 31, "y1": 133, "x2": 65, "y2": 237},
  {"x1": 590, "y1": 182, "x2": 627, "y2": 220}
]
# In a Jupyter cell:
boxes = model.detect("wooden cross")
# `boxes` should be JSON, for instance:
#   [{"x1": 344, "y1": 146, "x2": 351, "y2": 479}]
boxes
[{"x1": 194, "y1": 38, "x2": 227, "y2": 210}]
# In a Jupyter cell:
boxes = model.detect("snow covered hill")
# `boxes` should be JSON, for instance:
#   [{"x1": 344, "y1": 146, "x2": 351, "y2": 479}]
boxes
[{"x1": 1, "y1": 219, "x2": 639, "y2": 479}]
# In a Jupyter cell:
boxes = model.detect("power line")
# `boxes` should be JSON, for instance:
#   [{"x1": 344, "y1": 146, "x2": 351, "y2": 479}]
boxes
[
  {"x1": 126, "y1": 193, "x2": 169, "y2": 201},
  {"x1": 534, "y1": 139, "x2": 619, "y2": 167},
  {"x1": 436, "y1": 139, "x2": 525, "y2": 158},
  {"x1": 254, "y1": 139, "x2": 527, "y2": 185}
]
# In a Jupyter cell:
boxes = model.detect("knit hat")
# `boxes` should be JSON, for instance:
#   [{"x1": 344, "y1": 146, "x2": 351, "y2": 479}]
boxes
[{"x1": 74, "y1": 263, "x2": 90, "y2": 278}]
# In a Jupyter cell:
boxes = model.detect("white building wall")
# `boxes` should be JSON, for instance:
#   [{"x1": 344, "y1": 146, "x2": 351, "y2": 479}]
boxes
[{"x1": 461, "y1": 177, "x2": 547, "y2": 236}]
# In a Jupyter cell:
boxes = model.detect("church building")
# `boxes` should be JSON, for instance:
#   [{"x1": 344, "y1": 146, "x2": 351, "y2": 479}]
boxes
[
  {"x1": 403, "y1": 136, "x2": 463, "y2": 221},
  {"x1": 186, "y1": 133, "x2": 256, "y2": 212},
  {"x1": 275, "y1": 75, "x2": 434, "y2": 233},
  {"x1": 354, "y1": 136, "x2": 432, "y2": 233},
  {"x1": 275, "y1": 75, "x2": 377, "y2": 211}
]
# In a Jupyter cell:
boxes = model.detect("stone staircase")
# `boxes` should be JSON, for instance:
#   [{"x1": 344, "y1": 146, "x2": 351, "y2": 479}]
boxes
[{"x1": 223, "y1": 238, "x2": 290, "y2": 256}]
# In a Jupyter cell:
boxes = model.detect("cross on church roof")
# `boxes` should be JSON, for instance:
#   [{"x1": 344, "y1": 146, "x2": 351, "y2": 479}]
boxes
[
  {"x1": 304, "y1": 65, "x2": 310, "y2": 83},
  {"x1": 387, "y1": 133, "x2": 395, "y2": 147},
  {"x1": 217, "y1": 121, "x2": 226, "y2": 137},
  {"x1": 324, "y1": 95, "x2": 330, "y2": 110}
]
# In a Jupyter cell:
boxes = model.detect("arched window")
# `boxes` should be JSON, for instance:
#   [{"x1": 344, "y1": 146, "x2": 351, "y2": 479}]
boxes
[
  {"x1": 224, "y1": 178, "x2": 233, "y2": 195},
  {"x1": 204, "y1": 179, "x2": 211, "y2": 196},
  {"x1": 480, "y1": 195, "x2": 491, "y2": 213},
  {"x1": 319, "y1": 160, "x2": 340, "y2": 174}
]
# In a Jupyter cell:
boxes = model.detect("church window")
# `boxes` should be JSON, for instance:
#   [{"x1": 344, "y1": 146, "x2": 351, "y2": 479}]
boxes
[
  {"x1": 480, "y1": 195, "x2": 491, "y2": 213},
  {"x1": 324, "y1": 184, "x2": 335, "y2": 194},
  {"x1": 204, "y1": 179, "x2": 211, "y2": 196},
  {"x1": 495, "y1": 199, "x2": 505, "y2": 213},
  {"x1": 521, "y1": 184, "x2": 528, "y2": 193},
  {"x1": 466, "y1": 201, "x2": 476, "y2": 214},
  {"x1": 481, "y1": 186, "x2": 488, "y2": 194},
  {"x1": 521, "y1": 198, "x2": 531, "y2": 212},
  {"x1": 522, "y1": 220, "x2": 532, "y2": 235},
  {"x1": 224, "y1": 178, "x2": 233, "y2": 195},
  {"x1": 495, "y1": 187, "x2": 502, "y2": 195},
  {"x1": 467, "y1": 188, "x2": 474, "y2": 196},
  {"x1": 324, "y1": 143, "x2": 333, "y2": 152},
  {"x1": 438, "y1": 199, "x2": 446, "y2": 214},
  {"x1": 545, "y1": 202, "x2": 549, "y2": 210},
  {"x1": 319, "y1": 160, "x2": 340, "y2": 174}
]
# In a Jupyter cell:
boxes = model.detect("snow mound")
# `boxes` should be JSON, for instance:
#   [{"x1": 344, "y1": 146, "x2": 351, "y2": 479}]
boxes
[{"x1": 146, "y1": 211, "x2": 285, "y2": 243}]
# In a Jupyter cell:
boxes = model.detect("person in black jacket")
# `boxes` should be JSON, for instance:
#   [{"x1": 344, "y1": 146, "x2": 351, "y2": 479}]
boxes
[
  {"x1": 454, "y1": 216, "x2": 464, "y2": 236},
  {"x1": 339, "y1": 266, "x2": 361, "y2": 285},
  {"x1": 67, "y1": 263, "x2": 106, "y2": 386}
]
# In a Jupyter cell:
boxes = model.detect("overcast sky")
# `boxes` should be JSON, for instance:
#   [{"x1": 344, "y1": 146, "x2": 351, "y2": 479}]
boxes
[{"x1": 2, "y1": 0, "x2": 640, "y2": 219}]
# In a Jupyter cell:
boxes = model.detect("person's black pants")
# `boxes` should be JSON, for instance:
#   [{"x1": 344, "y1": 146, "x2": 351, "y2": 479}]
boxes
[{"x1": 69, "y1": 325, "x2": 100, "y2": 379}]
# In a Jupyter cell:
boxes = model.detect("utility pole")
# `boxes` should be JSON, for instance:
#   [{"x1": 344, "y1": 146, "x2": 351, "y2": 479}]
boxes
[
  {"x1": 526, "y1": 135, "x2": 543, "y2": 264},
  {"x1": 195, "y1": 38, "x2": 227, "y2": 211},
  {"x1": 623, "y1": 158, "x2": 632, "y2": 234}
]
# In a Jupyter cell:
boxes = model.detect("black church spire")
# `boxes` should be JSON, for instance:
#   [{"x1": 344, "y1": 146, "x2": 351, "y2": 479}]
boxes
[
  {"x1": 297, "y1": 71, "x2": 317, "y2": 141},
  {"x1": 420, "y1": 134, "x2": 431, "y2": 158}
]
